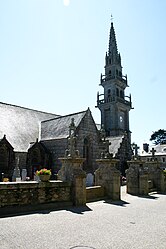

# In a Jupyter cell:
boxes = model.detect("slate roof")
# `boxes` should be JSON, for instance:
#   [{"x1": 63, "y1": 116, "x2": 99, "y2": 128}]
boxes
[
  {"x1": 141, "y1": 144, "x2": 166, "y2": 156},
  {"x1": 0, "y1": 102, "x2": 59, "y2": 152},
  {"x1": 41, "y1": 110, "x2": 87, "y2": 140},
  {"x1": 107, "y1": 136, "x2": 124, "y2": 157}
]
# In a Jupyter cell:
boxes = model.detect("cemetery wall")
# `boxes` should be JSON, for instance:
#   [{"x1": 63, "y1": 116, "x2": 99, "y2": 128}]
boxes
[
  {"x1": 0, "y1": 181, "x2": 71, "y2": 208},
  {"x1": 86, "y1": 186, "x2": 105, "y2": 202}
]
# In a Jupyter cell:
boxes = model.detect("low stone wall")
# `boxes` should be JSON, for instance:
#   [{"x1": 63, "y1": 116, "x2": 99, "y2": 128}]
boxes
[
  {"x1": 86, "y1": 186, "x2": 105, "y2": 202},
  {"x1": 0, "y1": 181, "x2": 71, "y2": 209},
  {"x1": 126, "y1": 160, "x2": 166, "y2": 195}
]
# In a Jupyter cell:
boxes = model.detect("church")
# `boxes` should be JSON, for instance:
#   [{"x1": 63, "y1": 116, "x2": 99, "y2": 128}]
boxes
[{"x1": 0, "y1": 21, "x2": 133, "y2": 180}]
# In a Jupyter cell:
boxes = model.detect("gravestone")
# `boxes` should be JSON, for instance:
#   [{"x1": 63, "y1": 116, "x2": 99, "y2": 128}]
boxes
[
  {"x1": 12, "y1": 156, "x2": 21, "y2": 181},
  {"x1": 21, "y1": 169, "x2": 27, "y2": 181},
  {"x1": 86, "y1": 173, "x2": 94, "y2": 187}
]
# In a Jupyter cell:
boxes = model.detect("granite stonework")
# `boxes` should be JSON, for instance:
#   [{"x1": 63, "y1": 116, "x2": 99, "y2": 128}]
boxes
[
  {"x1": 41, "y1": 109, "x2": 101, "y2": 175},
  {"x1": 126, "y1": 159, "x2": 166, "y2": 195},
  {"x1": 86, "y1": 186, "x2": 105, "y2": 202},
  {"x1": 57, "y1": 119, "x2": 87, "y2": 206},
  {"x1": 58, "y1": 157, "x2": 86, "y2": 206},
  {"x1": 0, "y1": 181, "x2": 71, "y2": 208},
  {"x1": 95, "y1": 158, "x2": 121, "y2": 200},
  {"x1": 0, "y1": 114, "x2": 130, "y2": 212}
]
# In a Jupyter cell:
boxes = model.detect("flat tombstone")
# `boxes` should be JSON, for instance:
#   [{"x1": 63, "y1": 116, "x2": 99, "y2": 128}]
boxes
[{"x1": 86, "y1": 173, "x2": 94, "y2": 187}]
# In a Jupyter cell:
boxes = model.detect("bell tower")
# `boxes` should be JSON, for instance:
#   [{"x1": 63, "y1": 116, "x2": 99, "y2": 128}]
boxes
[{"x1": 96, "y1": 21, "x2": 133, "y2": 139}]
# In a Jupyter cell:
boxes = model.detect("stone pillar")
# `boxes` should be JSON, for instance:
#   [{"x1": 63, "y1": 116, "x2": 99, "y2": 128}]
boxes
[
  {"x1": 73, "y1": 168, "x2": 86, "y2": 206},
  {"x1": 126, "y1": 160, "x2": 141, "y2": 195},
  {"x1": 139, "y1": 173, "x2": 149, "y2": 195},
  {"x1": 58, "y1": 157, "x2": 86, "y2": 206},
  {"x1": 155, "y1": 168, "x2": 165, "y2": 193},
  {"x1": 95, "y1": 159, "x2": 120, "y2": 200},
  {"x1": 145, "y1": 161, "x2": 165, "y2": 193}
]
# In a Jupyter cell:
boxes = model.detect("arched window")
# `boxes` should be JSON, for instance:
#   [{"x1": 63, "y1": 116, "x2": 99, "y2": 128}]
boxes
[
  {"x1": 109, "y1": 70, "x2": 111, "y2": 75},
  {"x1": 116, "y1": 88, "x2": 119, "y2": 97},
  {"x1": 107, "y1": 89, "x2": 111, "y2": 97}
]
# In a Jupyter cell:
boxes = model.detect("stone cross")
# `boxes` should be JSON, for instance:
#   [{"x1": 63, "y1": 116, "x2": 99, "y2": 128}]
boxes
[
  {"x1": 132, "y1": 143, "x2": 140, "y2": 157},
  {"x1": 150, "y1": 148, "x2": 156, "y2": 158}
]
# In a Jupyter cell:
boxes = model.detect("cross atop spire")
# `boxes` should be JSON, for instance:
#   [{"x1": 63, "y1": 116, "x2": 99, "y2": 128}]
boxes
[{"x1": 111, "y1": 14, "x2": 113, "y2": 23}]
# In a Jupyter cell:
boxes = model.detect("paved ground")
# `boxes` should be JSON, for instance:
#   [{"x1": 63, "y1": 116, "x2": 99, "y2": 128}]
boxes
[{"x1": 0, "y1": 187, "x2": 166, "y2": 249}]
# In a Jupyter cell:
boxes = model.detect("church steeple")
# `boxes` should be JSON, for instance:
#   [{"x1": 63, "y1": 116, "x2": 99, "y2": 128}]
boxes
[
  {"x1": 108, "y1": 22, "x2": 121, "y2": 66},
  {"x1": 96, "y1": 20, "x2": 133, "y2": 137},
  {"x1": 105, "y1": 21, "x2": 122, "y2": 79}
]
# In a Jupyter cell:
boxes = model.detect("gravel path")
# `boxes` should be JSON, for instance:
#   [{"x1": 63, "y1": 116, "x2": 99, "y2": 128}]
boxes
[{"x1": 0, "y1": 187, "x2": 166, "y2": 249}]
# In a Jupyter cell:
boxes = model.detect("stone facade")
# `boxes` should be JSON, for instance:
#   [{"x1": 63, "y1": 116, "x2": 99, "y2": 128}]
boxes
[
  {"x1": 95, "y1": 158, "x2": 121, "y2": 200},
  {"x1": 0, "y1": 123, "x2": 129, "y2": 212},
  {"x1": 86, "y1": 186, "x2": 105, "y2": 202},
  {"x1": 0, "y1": 181, "x2": 71, "y2": 208},
  {"x1": 126, "y1": 159, "x2": 166, "y2": 195},
  {"x1": 41, "y1": 109, "x2": 101, "y2": 175}
]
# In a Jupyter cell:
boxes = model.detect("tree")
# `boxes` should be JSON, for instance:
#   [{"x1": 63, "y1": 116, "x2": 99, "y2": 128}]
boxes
[{"x1": 150, "y1": 129, "x2": 166, "y2": 145}]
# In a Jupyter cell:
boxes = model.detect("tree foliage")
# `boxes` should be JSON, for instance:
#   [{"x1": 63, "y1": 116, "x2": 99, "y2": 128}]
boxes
[{"x1": 150, "y1": 129, "x2": 166, "y2": 145}]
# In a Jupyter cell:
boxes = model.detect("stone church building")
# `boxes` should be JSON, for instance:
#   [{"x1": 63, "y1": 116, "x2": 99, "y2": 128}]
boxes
[{"x1": 0, "y1": 21, "x2": 133, "y2": 180}]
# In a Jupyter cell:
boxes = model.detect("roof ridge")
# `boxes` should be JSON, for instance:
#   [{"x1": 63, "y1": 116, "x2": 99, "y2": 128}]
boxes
[
  {"x1": 41, "y1": 109, "x2": 87, "y2": 123},
  {"x1": 0, "y1": 101, "x2": 59, "y2": 116}
]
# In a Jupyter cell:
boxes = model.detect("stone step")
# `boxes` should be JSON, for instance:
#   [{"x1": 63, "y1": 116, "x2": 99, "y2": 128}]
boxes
[{"x1": 149, "y1": 188, "x2": 157, "y2": 193}]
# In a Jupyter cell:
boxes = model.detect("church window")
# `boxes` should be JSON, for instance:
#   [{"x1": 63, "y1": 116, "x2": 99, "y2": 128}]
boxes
[
  {"x1": 120, "y1": 90, "x2": 124, "y2": 98},
  {"x1": 163, "y1": 157, "x2": 165, "y2": 162},
  {"x1": 109, "y1": 59, "x2": 111, "y2": 64},
  {"x1": 119, "y1": 71, "x2": 122, "y2": 77},
  {"x1": 109, "y1": 70, "x2": 111, "y2": 75},
  {"x1": 83, "y1": 138, "x2": 92, "y2": 171},
  {"x1": 116, "y1": 88, "x2": 119, "y2": 97},
  {"x1": 107, "y1": 89, "x2": 111, "y2": 96},
  {"x1": 116, "y1": 69, "x2": 118, "y2": 76}
]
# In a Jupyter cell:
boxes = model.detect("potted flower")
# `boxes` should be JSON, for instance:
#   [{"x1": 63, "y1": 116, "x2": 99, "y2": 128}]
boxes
[{"x1": 36, "y1": 168, "x2": 51, "y2": 182}]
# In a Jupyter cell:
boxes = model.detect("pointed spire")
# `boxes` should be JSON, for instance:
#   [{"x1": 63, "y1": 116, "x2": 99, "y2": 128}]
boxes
[{"x1": 108, "y1": 19, "x2": 119, "y2": 65}]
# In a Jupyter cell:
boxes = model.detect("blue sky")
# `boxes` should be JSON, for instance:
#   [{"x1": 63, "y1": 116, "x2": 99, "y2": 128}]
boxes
[{"x1": 0, "y1": 0, "x2": 166, "y2": 149}]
